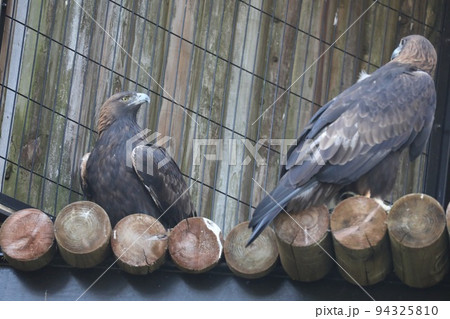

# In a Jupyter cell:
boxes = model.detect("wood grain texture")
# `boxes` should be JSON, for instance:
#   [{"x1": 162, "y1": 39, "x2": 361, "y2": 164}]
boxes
[
  {"x1": 330, "y1": 196, "x2": 391, "y2": 286},
  {"x1": 111, "y1": 214, "x2": 168, "y2": 275},
  {"x1": 168, "y1": 217, "x2": 223, "y2": 273},
  {"x1": 224, "y1": 221, "x2": 278, "y2": 279},
  {"x1": 0, "y1": 208, "x2": 55, "y2": 271},
  {"x1": 387, "y1": 193, "x2": 449, "y2": 288},
  {"x1": 54, "y1": 201, "x2": 111, "y2": 268},
  {"x1": 273, "y1": 205, "x2": 333, "y2": 282}
]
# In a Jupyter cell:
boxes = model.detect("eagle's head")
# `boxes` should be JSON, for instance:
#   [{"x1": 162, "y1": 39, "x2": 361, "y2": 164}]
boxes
[
  {"x1": 97, "y1": 91, "x2": 150, "y2": 135},
  {"x1": 390, "y1": 34, "x2": 437, "y2": 76}
]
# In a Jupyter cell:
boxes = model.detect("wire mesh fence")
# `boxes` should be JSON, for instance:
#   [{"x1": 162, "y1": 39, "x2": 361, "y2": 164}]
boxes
[{"x1": 0, "y1": 0, "x2": 445, "y2": 235}]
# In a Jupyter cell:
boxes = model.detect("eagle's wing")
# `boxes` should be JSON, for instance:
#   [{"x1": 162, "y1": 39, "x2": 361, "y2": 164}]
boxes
[
  {"x1": 131, "y1": 144, "x2": 195, "y2": 226},
  {"x1": 248, "y1": 62, "x2": 436, "y2": 245},
  {"x1": 285, "y1": 63, "x2": 435, "y2": 186},
  {"x1": 80, "y1": 152, "x2": 91, "y2": 198}
]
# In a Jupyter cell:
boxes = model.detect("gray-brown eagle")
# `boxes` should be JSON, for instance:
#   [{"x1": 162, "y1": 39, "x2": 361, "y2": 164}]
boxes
[
  {"x1": 247, "y1": 35, "x2": 437, "y2": 245},
  {"x1": 80, "y1": 92, "x2": 195, "y2": 228}
]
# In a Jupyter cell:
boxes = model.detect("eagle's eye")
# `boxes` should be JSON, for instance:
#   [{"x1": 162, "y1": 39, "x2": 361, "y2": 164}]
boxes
[
  {"x1": 121, "y1": 96, "x2": 130, "y2": 102},
  {"x1": 400, "y1": 38, "x2": 406, "y2": 46}
]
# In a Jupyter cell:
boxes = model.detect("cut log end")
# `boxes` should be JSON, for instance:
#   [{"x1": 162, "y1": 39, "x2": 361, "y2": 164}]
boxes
[
  {"x1": 168, "y1": 217, "x2": 223, "y2": 273},
  {"x1": 224, "y1": 221, "x2": 278, "y2": 279},
  {"x1": 330, "y1": 196, "x2": 391, "y2": 286},
  {"x1": 54, "y1": 201, "x2": 111, "y2": 268},
  {"x1": 387, "y1": 193, "x2": 446, "y2": 248},
  {"x1": 331, "y1": 196, "x2": 387, "y2": 250},
  {"x1": 111, "y1": 214, "x2": 168, "y2": 275},
  {"x1": 387, "y1": 193, "x2": 448, "y2": 288},
  {"x1": 274, "y1": 205, "x2": 330, "y2": 246},
  {"x1": 0, "y1": 208, "x2": 55, "y2": 271},
  {"x1": 273, "y1": 205, "x2": 334, "y2": 282}
]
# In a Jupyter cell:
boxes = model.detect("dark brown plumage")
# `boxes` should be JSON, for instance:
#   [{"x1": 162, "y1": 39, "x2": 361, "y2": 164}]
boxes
[
  {"x1": 80, "y1": 91, "x2": 195, "y2": 228},
  {"x1": 247, "y1": 35, "x2": 437, "y2": 245}
]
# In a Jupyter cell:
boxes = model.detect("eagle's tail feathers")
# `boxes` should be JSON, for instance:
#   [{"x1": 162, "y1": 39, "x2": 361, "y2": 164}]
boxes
[{"x1": 246, "y1": 185, "x2": 302, "y2": 247}]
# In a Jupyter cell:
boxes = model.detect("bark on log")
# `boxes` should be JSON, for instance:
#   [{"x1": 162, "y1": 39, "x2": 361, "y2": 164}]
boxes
[
  {"x1": 0, "y1": 208, "x2": 56, "y2": 271},
  {"x1": 54, "y1": 201, "x2": 112, "y2": 268},
  {"x1": 224, "y1": 221, "x2": 278, "y2": 279},
  {"x1": 387, "y1": 193, "x2": 449, "y2": 288},
  {"x1": 330, "y1": 196, "x2": 391, "y2": 286},
  {"x1": 111, "y1": 214, "x2": 168, "y2": 275},
  {"x1": 273, "y1": 205, "x2": 334, "y2": 282},
  {"x1": 168, "y1": 217, "x2": 223, "y2": 273}
]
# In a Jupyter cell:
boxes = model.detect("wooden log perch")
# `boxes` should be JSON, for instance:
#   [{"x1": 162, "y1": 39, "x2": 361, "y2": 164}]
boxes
[
  {"x1": 330, "y1": 196, "x2": 391, "y2": 286},
  {"x1": 168, "y1": 217, "x2": 223, "y2": 273},
  {"x1": 224, "y1": 221, "x2": 278, "y2": 279},
  {"x1": 0, "y1": 208, "x2": 56, "y2": 271},
  {"x1": 273, "y1": 205, "x2": 333, "y2": 282},
  {"x1": 54, "y1": 201, "x2": 111, "y2": 268},
  {"x1": 387, "y1": 193, "x2": 449, "y2": 288},
  {"x1": 111, "y1": 214, "x2": 168, "y2": 275}
]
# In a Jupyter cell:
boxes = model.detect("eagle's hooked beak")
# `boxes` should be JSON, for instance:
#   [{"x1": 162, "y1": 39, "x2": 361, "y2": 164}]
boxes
[
  {"x1": 126, "y1": 93, "x2": 150, "y2": 111},
  {"x1": 391, "y1": 44, "x2": 403, "y2": 60}
]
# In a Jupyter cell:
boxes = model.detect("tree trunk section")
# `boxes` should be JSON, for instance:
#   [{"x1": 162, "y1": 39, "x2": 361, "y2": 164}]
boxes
[
  {"x1": 54, "y1": 201, "x2": 112, "y2": 268},
  {"x1": 330, "y1": 196, "x2": 391, "y2": 286},
  {"x1": 168, "y1": 217, "x2": 223, "y2": 273},
  {"x1": 0, "y1": 208, "x2": 56, "y2": 271},
  {"x1": 387, "y1": 193, "x2": 449, "y2": 288},
  {"x1": 111, "y1": 214, "x2": 168, "y2": 275},
  {"x1": 273, "y1": 205, "x2": 333, "y2": 282},
  {"x1": 224, "y1": 221, "x2": 278, "y2": 279}
]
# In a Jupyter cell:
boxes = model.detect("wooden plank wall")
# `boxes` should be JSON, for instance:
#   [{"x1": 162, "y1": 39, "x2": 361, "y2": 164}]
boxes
[{"x1": 0, "y1": 0, "x2": 445, "y2": 235}]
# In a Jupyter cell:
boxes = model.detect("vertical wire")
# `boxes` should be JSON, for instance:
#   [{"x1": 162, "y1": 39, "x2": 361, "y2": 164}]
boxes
[
  {"x1": 198, "y1": 0, "x2": 227, "y2": 218},
  {"x1": 167, "y1": 0, "x2": 189, "y2": 141},
  {"x1": 244, "y1": 0, "x2": 265, "y2": 218},
  {"x1": 54, "y1": 0, "x2": 86, "y2": 208},
  {"x1": 68, "y1": 1, "x2": 98, "y2": 201},
  {"x1": 133, "y1": 0, "x2": 150, "y2": 93},
  {"x1": 352, "y1": 0, "x2": 364, "y2": 82},
  {"x1": 294, "y1": 0, "x2": 315, "y2": 138},
  {"x1": 263, "y1": 0, "x2": 289, "y2": 192},
  {"x1": 12, "y1": 0, "x2": 46, "y2": 200},
  {"x1": 86, "y1": 0, "x2": 110, "y2": 152},
  {"x1": 121, "y1": 0, "x2": 137, "y2": 91},
  {"x1": 208, "y1": 0, "x2": 239, "y2": 228},
  {"x1": 144, "y1": 0, "x2": 163, "y2": 127},
  {"x1": 279, "y1": 1, "x2": 303, "y2": 180},
  {"x1": 0, "y1": 0, "x2": 20, "y2": 189},
  {"x1": 226, "y1": 1, "x2": 253, "y2": 225},
  {"x1": 187, "y1": 0, "x2": 213, "y2": 214},
  {"x1": 323, "y1": 0, "x2": 340, "y2": 103},
  {"x1": 38, "y1": 0, "x2": 74, "y2": 212},
  {"x1": 154, "y1": 0, "x2": 175, "y2": 133},
  {"x1": 338, "y1": 0, "x2": 354, "y2": 93},
  {"x1": 177, "y1": 0, "x2": 201, "y2": 165},
  {"x1": 257, "y1": 0, "x2": 277, "y2": 193},
  {"x1": 379, "y1": 0, "x2": 391, "y2": 65},
  {"x1": 31, "y1": 0, "x2": 60, "y2": 208},
  {"x1": 107, "y1": 0, "x2": 124, "y2": 97}
]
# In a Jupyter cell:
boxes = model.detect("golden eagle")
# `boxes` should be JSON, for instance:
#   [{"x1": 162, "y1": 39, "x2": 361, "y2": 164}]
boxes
[
  {"x1": 80, "y1": 92, "x2": 195, "y2": 228},
  {"x1": 247, "y1": 35, "x2": 437, "y2": 245}
]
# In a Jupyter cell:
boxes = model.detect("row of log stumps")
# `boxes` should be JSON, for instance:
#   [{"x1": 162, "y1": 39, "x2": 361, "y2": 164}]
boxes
[
  {"x1": 0, "y1": 194, "x2": 449, "y2": 289},
  {"x1": 272, "y1": 193, "x2": 449, "y2": 288}
]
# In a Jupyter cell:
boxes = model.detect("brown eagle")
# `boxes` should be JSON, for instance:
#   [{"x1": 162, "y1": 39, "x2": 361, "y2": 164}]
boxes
[
  {"x1": 247, "y1": 35, "x2": 437, "y2": 245},
  {"x1": 80, "y1": 92, "x2": 195, "y2": 228}
]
